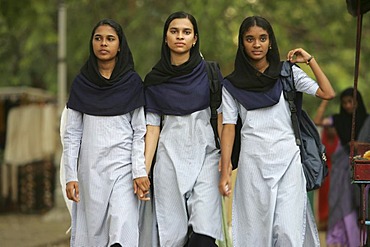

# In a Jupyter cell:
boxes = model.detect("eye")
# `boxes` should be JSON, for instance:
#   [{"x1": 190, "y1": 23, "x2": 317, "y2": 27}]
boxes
[
  {"x1": 108, "y1": 37, "x2": 115, "y2": 42},
  {"x1": 260, "y1": 35, "x2": 268, "y2": 42},
  {"x1": 245, "y1": 37, "x2": 254, "y2": 43},
  {"x1": 185, "y1": 30, "x2": 191, "y2": 35},
  {"x1": 94, "y1": 36, "x2": 102, "y2": 41},
  {"x1": 169, "y1": 30, "x2": 176, "y2": 34}
]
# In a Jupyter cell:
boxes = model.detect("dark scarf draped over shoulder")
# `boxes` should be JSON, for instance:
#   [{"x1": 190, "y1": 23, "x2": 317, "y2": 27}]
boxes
[
  {"x1": 143, "y1": 31, "x2": 208, "y2": 115},
  {"x1": 67, "y1": 24, "x2": 144, "y2": 116},
  {"x1": 333, "y1": 88, "x2": 368, "y2": 146},
  {"x1": 222, "y1": 77, "x2": 282, "y2": 110},
  {"x1": 224, "y1": 17, "x2": 283, "y2": 110},
  {"x1": 67, "y1": 72, "x2": 144, "y2": 116}
]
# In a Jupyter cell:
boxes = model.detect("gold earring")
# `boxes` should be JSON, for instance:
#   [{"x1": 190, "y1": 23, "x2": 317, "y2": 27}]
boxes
[
  {"x1": 269, "y1": 45, "x2": 272, "y2": 50},
  {"x1": 192, "y1": 43, "x2": 196, "y2": 47}
]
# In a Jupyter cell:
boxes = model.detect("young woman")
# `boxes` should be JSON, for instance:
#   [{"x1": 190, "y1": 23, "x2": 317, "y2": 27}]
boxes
[
  {"x1": 63, "y1": 19, "x2": 150, "y2": 247},
  {"x1": 219, "y1": 16, "x2": 335, "y2": 246},
  {"x1": 315, "y1": 88, "x2": 369, "y2": 247},
  {"x1": 143, "y1": 11, "x2": 223, "y2": 247}
]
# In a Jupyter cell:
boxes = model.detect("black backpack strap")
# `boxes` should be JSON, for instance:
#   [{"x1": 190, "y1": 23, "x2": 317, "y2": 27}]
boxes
[
  {"x1": 205, "y1": 61, "x2": 221, "y2": 149},
  {"x1": 281, "y1": 61, "x2": 302, "y2": 146}
]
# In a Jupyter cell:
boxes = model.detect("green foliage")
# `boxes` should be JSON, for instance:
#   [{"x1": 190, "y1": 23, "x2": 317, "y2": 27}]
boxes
[
  {"x1": 0, "y1": 0, "x2": 369, "y2": 115},
  {"x1": 0, "y1": 0, "x2": 57, "y2": 89}
]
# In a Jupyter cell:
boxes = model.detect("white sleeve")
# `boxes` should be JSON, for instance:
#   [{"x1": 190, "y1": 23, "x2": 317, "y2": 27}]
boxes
[
  {"x1": 146, "y1": 112, "x2": 161, "y2": 126},
  {"x1": 63, "y1": 108, "x2": 83, "y2": 183},
  {"x1": 222, "y1": 87, "x2": 239, "y2": 125},
  {"x1": 130, "y1": 107, "x2": 147, "y2": 179},
  {"x1": 59, "y1": 107, "x2": 73, "y2": 218},
  {"x1": 293, "y1": 65, "x2": 319, "y2": 96}
]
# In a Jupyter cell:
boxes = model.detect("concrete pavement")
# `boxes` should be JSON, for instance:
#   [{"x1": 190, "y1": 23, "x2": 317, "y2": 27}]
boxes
[
  {"x1": 0, "y1": 173, "x2": 71, "y2": 247},
  {"x1": 0, "y1": 206, "x2": 71, "y2": 247}
]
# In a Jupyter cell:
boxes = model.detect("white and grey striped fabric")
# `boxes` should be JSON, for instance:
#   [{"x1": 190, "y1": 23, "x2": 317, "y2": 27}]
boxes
[
  {"x1": 146, "y1": 108, "x2": 223, "y2": 246},
  {"x1": 63, "y1": 107, "x2": 147, "y2": 247},
  {"x1": 222, "y1": 66, "x2": 320, "y2": 247}
]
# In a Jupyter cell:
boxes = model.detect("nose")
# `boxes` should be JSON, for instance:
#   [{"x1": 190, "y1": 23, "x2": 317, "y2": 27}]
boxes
[
  {"x1": 177, "y1": 32, "x2": 184, "y2": 40},
  {"x1": 253, "y1": 40, "x2": 261, "y2": 48},
  {"x1": 101, "y1": 38, "x2": 107, "y2": 46}
]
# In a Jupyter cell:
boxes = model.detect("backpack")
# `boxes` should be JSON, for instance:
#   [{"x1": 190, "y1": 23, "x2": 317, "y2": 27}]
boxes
[
  {"x1": 280, "y1": 61, "x2": 328, "y2": 191},
  {"x1": 205, "y1": 61, "x2": 240, "y2": 170},
  {"x1": 206, "y1": 61, "x2": 222, "y2": 149}
]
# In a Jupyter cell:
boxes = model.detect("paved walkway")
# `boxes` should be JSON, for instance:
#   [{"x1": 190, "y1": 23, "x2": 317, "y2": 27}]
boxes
[
  {"x1": 0, "y1": 206, "x2": 71, "y2": 247},
  {"x1": 0, "y1": 177, "x2": 71, "y2": 247}
]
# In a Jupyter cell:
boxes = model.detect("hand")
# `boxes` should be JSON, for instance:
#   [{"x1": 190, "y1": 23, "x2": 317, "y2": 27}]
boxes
[
  {"x1": 133, "y1": 176, "x2": 151, "y2": 201},
  {"x1": 66, "y1": 181, "x2": 80, "y2": 202},
  {"x1": 286, "y1": 48, "x2": 312, "y2": 64},
  {"x1": 219, "y1": 169, "x2": 232, "y2": 197}
]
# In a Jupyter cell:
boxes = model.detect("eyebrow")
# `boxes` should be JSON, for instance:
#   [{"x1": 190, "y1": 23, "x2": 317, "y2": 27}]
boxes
[
  {"x1": 245, "y1": 34, "x2": 268, "y2": 38},
  {"x1": 94, "y1": 33, "x2": 118, "y2": 39},
  {"x1": 169, "y1": 27, "x2": 193, "y2": 31},
  {"x1": 94, "y1": 34, "x2": 117, "y2": 38}
]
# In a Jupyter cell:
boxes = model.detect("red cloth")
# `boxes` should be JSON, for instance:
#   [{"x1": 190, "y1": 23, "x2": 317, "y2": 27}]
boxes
[{"x1": 317, "y1": 127, "x2": 339, "y2": 225}]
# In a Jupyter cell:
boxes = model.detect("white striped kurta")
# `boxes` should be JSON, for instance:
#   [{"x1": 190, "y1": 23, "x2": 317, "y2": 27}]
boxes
[
  {"x1": 146, "y1": 108, "x2": 223, "y2": 247},
  {"x1": 63, "y1": 107, "x2": 147, "y2": 247},
  {"x1": 222, "y1": 66, "x2": 320, "y2": 247}
]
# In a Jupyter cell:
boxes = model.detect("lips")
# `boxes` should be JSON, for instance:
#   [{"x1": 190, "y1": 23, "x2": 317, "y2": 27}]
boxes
[
  {"x1": 99, "y1": 49, "x2": 109, "y2": 54},
  {"x1": 252, "y1": 51, "x2": 263, "y2": 55}
]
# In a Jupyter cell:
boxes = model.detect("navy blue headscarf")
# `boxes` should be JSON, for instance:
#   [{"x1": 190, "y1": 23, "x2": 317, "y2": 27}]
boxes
[
  {"x1": 223, "y1": 16, "x2": 283, "y2": 110},
  {"x1": 143, "y1": 12, "x2": 208, "y2": 115},
  {"x1": 67, "y1": 19, "x2": 144, "y2": 116}
]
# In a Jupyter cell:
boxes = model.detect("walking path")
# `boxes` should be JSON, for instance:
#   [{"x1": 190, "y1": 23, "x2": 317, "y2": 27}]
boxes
[
  {"x1": 0, "y1": 206, "x2": 70, "y2": 247},
  {"x1": 0, "y1": 173, "x2": 71, "y2": 247}
]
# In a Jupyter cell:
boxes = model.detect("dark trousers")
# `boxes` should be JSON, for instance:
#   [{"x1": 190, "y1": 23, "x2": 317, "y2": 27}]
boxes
[{"x1": 187, "y1": 232, "x2": 217, "y2": 247}]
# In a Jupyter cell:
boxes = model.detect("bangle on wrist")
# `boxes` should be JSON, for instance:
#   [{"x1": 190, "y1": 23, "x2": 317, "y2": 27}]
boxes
[{"x1": 306, "y1": 56, "x2": 314, "y2": 65}]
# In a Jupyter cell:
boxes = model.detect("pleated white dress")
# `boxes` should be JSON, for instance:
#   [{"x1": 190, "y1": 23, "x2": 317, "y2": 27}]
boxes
[
  {"x1": 222, "y1": 66, "x2": 320, "y2": 247},
  {"x1": 146, "y1": 108, "x2": 223, "y2": 247},
  {"x1": 63, "y1": 107, "x2": 147, "y2": 247}
]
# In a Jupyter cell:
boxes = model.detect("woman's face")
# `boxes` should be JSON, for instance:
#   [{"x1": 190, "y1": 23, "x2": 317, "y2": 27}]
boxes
[
  {"x1": 165, "y1": 18, "x2": 197, "y2": 57},
  {"x1": 341, "y1": 95, "x2": 356, "y2": 114},
  {"x1": 242, "y1": 25, "x2": 270, "y2": 63},
  {"x1": 92, "y1": 24, "x2": 120, "y2": 62}
]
